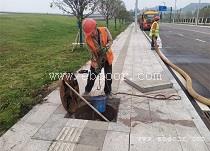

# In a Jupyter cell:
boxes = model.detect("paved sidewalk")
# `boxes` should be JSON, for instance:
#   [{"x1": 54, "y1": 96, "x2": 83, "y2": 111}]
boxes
[{"x1": 1, "y1": 24, "x2": 210, "y2": 151}]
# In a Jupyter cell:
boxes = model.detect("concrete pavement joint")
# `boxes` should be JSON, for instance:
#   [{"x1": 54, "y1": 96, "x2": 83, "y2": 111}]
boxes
[{"x1": 112, "y1": 25, "x2": 134, "y2": 93}]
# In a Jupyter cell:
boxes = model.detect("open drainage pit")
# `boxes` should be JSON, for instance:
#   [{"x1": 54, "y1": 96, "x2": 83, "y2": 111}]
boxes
[{"x1": 66, "y1": 98, "x2": 120, "y2": 122}]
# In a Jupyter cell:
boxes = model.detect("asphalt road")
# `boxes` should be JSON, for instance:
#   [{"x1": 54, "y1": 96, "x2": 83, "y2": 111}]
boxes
[{"x1": 159, "y1": 23, "x2": 210, "y2": 98}]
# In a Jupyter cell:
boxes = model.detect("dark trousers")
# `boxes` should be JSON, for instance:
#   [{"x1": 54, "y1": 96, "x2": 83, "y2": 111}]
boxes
[
  {"x1": 85, "y1": 61, "x2": 112, "y2": 94},
  {"x1": 151, "y1": 35, "x2": 157, "y2": 47}
]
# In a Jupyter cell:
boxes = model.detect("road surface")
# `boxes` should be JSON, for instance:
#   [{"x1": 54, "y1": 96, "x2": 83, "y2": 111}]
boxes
[{"x1": 159, "y1": 23, "x2": 210, "y2": 99}]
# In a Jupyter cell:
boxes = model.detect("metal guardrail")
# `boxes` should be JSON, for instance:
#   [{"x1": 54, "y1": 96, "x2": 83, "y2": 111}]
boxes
[{"x1": 172, "y1": 17, "x2": 210, "y2": 26}]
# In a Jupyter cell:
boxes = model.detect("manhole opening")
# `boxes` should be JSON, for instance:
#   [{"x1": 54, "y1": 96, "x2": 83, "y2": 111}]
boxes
[{"x1": 65, "y1": 98, "x2": 120, "y2": 122}]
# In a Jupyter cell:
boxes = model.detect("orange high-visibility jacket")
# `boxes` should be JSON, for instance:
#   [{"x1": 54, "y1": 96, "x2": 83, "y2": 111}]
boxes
[{"x1": 85, "y1": 27, "x2": 114, "y2": 68}]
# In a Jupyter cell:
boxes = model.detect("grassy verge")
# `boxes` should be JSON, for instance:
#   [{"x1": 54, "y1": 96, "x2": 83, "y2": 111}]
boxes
[{"x1": 0, "y1": 13, "x2": 129, "y2": 135}]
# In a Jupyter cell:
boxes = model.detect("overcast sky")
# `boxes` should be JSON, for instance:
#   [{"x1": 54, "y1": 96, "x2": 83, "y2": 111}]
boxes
[{"x1": 0, "y1": 0, "x2": 210, "y2": 13}]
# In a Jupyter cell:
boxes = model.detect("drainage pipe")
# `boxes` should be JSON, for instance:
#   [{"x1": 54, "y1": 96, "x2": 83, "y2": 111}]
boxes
[{"x1": 153, "y1": 39, "x2": 210, "y2": 106}]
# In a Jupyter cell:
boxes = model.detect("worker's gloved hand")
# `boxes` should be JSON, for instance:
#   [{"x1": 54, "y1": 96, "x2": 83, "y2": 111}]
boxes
[
  {"x1": 94, "y1": 47, "x2": 108, "y2": 74},
  {"x1": 95, "y1": 64, "x2": 103, "y2": 74},
  {"x1": 97, "y1": 47, "x2": 107, "y2": 62},
  {"x1": 101, "y1": 47, "x2": 108, "y2": 53},
  {"x1": 95, "y1": 67, "x2": 101, "y2": 74},
  {"x1": 95, "y1": 58, "x2": 105, "y2": 74},
  {"x1": 105, "y1": 43, "x2": 111, "y2": 50}
]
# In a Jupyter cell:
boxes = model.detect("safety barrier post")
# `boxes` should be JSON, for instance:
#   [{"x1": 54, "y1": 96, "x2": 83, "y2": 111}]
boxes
[{"x1": 205, "y1": 18, "x2": 207, "y2": 24}]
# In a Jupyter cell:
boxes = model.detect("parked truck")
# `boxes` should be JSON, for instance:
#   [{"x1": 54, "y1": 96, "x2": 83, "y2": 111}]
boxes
[{"x1": 138, "y1": 10, "x2": 159, "y2": 31}]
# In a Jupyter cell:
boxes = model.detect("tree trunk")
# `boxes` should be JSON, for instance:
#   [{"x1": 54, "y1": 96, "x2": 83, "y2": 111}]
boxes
[
  {"x1": 114, "y1": 17, "x2": 117, "y2": 30},
  {"x1": 78, "y1": 19, "x2": 83, "y2": 47},
  {"x1": 118, "y1": 19, "x2": 121, "y2": 27},
  {"x1": 106, "y1": 16, "x2": 109, "y2": 28}
]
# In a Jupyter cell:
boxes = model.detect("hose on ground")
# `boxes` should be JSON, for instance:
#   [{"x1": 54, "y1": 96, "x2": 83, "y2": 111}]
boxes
[
  {"x1": 112, "y1": 92, "x2": 181, "y2": 100},
  {"x1": 153, "y1": 39, "x2": 210, "y2": 106}
]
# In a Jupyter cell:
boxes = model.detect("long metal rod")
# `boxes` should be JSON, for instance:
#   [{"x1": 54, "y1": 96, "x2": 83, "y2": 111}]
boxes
[
  {"x1": 64, "y1": 81, "x2": 110, "y2": 122},
  {"x1": 135, "y1": 0, "x2": 138, "y2": 32},
  {"x1": 173, "y1": 0, "x2": 177, "y2": 23}
]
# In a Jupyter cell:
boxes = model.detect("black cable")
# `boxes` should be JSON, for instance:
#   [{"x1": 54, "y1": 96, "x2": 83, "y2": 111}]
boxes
[{"x1": 111, "y1": 92, "x2": 181, "y2": 100}]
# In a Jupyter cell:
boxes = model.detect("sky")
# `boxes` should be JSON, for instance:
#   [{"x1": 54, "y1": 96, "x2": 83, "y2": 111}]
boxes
[{"x1": 0, "y1": 0, "x2": 210, "y2": 13}]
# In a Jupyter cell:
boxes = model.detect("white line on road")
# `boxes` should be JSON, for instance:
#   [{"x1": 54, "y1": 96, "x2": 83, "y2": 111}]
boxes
[
  {"x1": 174, "y1": 23, "x2": 210, "y2": 29},
  {"x1": 177, "y1": 33, "x2": 184, "y2": 37},
  {"x1": 162, "y1": 24, "x2": 210, "y2": 35},
  {"x1": 162, "y1": 23, "x2": 210, "y2": 29},
  {"x1": 178, "y1": 28, "x2": 210, "y2": 35},
  {"x1": 195, "y1": 39, "x2": 207, "y2": 43}
]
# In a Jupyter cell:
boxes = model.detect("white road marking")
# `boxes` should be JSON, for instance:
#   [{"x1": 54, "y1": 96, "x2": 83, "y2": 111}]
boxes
[
  {"x1": 174, "y1": 23, "x2": 210, "y2": 29},
  {"x1": 162, "y1": 23, "x2": 210, "y2": 29},
  {"x1": 162, "y1": 24, "x2": 210, "y2": 35},
  {"x1": 177, "y1": 33, "x2": 184, "y2": 37},
  {"x1": 179, "y1": 28, "x2": 210, "y2": 35},
  {"x1": 195, "y1": 39, "x2": 207, "y2": 43}
]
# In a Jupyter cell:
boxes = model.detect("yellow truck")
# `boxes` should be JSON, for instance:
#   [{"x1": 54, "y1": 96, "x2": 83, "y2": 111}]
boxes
[{"x1": 139, "y1": 10, "x2": 159, "y2": 31}]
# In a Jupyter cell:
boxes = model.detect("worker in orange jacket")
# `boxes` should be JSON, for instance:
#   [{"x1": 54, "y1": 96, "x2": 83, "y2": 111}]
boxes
[
  {"x1": 149, "y1": 16, "x2": 160, "y2": 50},
  {"x1": 82, "y1": 18, "x2": 114, "y2": 99}
]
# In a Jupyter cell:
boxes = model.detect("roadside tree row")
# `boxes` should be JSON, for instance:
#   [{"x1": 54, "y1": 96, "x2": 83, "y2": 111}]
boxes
[{"x1": 51, "y1": 0, "x2": 133, "y2": 44}]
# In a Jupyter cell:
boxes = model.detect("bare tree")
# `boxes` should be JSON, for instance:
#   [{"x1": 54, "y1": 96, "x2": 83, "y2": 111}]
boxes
[
  {"x1": 113, "y1": 0, "x2": 124, "y2": 30},
  {"x1": 197, "y1": 5, "x2": 210, "y2": 18},
  {"x1": 52, "y1": 0, "x2": 98, "y2": 45},
  {"x1": 97, "y1": 0, "x2": 116, "y2": 28},
  {"x1": 117, "y1": 4, "x2": 127, "y2": 24}
]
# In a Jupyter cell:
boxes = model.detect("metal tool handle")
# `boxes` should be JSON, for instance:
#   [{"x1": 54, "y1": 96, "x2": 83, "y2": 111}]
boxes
[{"x1": 64, "y1": 81, "x2": 110, "y2": 122}]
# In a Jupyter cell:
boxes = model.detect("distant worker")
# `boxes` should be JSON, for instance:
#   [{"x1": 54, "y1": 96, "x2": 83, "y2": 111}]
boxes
[
  {"x1": 149, "y1": 16, "x2": 160, "y2": 50},
  {"x1": 82, "y1": 18, "x2": 114, "y2": 99}
]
